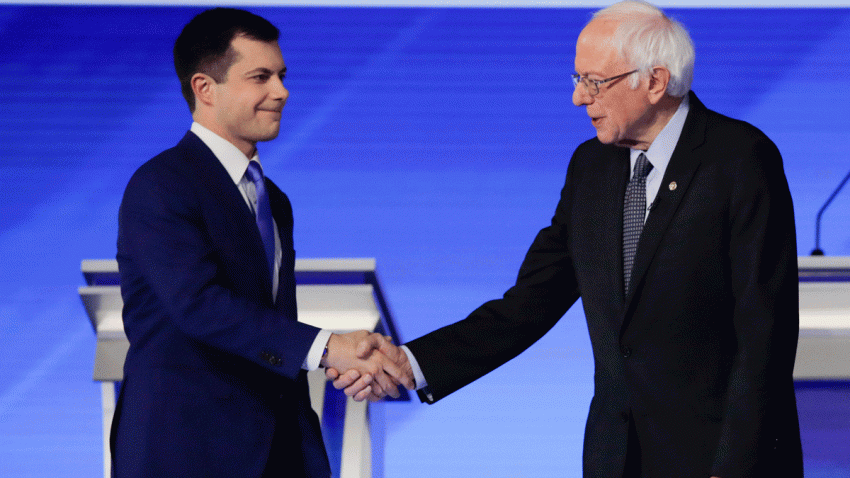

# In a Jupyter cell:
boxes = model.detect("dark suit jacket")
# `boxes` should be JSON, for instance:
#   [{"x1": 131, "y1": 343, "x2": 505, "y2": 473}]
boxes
[
  {"x1": 112, "y1": 131, "x2": 330, "y2": 477},
  {"x1": 405, "y1": 93, "x2": 803, "y2": 478}
]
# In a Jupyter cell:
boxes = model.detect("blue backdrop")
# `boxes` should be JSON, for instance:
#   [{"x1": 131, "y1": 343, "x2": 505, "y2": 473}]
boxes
[{"x1": 0, "y1": 5, "x2": 848, "y2": 477}]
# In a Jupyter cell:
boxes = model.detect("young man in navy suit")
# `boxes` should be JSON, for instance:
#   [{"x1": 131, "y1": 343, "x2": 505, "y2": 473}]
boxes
[
  {"x1": 113, "y1": 8, "x2": 410, "y2": 477},
  {"x1": 331, "y1": 2, "x2": 803, "y2": 477}
]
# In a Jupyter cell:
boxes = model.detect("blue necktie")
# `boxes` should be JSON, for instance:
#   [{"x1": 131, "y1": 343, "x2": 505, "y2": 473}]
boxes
[
  {"x1": 245, "y1": 161, "x2": 276, "y2": 283},
  {"x1": 623, "y1": 153, "x2": 653, "y2": 295}
]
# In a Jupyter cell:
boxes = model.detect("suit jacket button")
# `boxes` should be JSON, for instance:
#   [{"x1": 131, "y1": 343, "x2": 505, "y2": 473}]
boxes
[
  {"x1": 621, "y1": 346, "x2": 632, "y2": 358},
  {"x1": 260, "y1": 351, "x2": 281, "y2": 366},
  {"x1": 620, "y1": 411, "x2": 630, "y2": 423}
]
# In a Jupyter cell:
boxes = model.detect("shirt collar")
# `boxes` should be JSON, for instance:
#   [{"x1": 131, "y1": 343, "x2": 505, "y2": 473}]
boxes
[
  {"x1": 630, "y1": 93, "x2": 690, "y2": 172},
  {"x1": 190, "y1": 122, "x2": 261, "y2": 185}
]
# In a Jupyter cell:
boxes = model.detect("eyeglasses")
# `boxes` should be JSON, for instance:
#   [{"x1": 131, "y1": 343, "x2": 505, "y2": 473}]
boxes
[{"x1": 571, "y1": 69, "x2": 638, "y2": 96}]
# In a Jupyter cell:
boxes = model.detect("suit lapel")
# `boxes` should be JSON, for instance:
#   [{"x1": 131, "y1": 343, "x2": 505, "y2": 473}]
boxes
[
  {"x1": 607, "y1": 147, "x2": 631, "y2": 307},
  {"x1": 624, "y1": 93, "x2": 708, "y2": 312},
  {"x1": 267, "y1": 180, "x2": 298, "y2": 319},
  {"x1": 177, "y1": 132, "x2": 275, "y2": 302},
  {"x1": 576, "y1": 142, "x2": 630, "y2": 310}
]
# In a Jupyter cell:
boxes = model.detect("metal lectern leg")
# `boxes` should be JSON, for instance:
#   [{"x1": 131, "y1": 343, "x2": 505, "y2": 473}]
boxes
[{"x1": 100, "y1": 381, "x2": 116, "y2": 478}]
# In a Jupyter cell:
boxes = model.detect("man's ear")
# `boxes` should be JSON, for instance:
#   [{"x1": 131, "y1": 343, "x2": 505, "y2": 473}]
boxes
[
  {"x1": 647, "y1": 66, "x2": 670, "y2": 104},
  {"x1": 190, "y1": 73, "x2": 216, "y2": 108}
]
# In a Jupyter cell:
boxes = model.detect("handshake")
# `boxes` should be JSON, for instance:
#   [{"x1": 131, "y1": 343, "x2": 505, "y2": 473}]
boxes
[{"x1": 319, "y1": 331, "x2": 416, "y2": 402}]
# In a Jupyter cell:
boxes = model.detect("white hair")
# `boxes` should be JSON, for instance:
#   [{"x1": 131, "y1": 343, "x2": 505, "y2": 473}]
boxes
[{"x1": 592, "y1": 0, "x2": 695, "y2": 97}]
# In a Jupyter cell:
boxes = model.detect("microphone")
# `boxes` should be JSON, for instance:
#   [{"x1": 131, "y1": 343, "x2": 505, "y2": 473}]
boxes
[{"x1": 812, "y1": 167, "x2": 850, "y2": 256}]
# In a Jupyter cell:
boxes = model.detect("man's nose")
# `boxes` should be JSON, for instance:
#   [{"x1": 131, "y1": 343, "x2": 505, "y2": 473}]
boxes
[
  {"x1": 572, "y1": 83, "x2": 592, "y2": 107},
  {"x1": 271, "y1": 76, "x2": 289, "y2": 101}
]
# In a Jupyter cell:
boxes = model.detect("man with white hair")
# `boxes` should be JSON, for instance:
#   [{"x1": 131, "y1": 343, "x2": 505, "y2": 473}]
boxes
[{"x1": 331, "y1": 2, "x2": 804, "y2": 476}]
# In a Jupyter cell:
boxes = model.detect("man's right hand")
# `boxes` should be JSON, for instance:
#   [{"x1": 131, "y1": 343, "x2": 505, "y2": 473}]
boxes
[
  {"x1": 324, "y1": 334, "x2": 415, "y2": 401},
  {"x1": 321, "y1": 331, "x2": 413, "y2": 401}
]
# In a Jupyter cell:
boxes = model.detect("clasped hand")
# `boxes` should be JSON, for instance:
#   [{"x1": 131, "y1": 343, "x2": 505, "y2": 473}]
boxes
[{"x1": 321, "y1": 331, "x2": 415, "y2": 402}]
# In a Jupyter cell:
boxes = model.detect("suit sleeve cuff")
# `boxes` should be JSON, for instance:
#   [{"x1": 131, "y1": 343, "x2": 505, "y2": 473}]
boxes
[
  {"x1": 303, "y1": 329, "x2": 333, "y2": 371},
  {"x1": 400, "y1": 344, "x2": 428, "y2": 390}
]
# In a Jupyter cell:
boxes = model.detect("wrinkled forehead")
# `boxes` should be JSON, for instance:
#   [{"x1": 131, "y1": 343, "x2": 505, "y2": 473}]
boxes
[{"x1": 574, "y1": 19, "x2": 623, "y2": 74}]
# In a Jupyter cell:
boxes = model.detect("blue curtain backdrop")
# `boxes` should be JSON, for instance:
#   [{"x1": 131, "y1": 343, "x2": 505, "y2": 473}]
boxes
[{"x1": 0, "y1": 5, "x2": 848, "y2": 477}]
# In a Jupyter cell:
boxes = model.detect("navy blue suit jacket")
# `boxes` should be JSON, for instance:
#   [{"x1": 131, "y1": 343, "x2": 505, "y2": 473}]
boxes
[
  {"x1": 406, "y1": 93, "x2": 803, "y2": 478},
  {"x1": 112, "y1": 131, "x2": 330, "y2": 477}
]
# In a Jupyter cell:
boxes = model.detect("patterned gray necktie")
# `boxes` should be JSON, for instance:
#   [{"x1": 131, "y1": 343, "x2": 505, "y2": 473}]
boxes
[{"x1": 623, "y1": 153, "x2": 653, "y2": 295}]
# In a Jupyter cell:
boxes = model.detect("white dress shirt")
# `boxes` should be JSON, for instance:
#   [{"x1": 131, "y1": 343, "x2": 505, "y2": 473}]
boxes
[
  {"x1": 629, "y1": 93, "x2": 690, "y2": 223},
  {"x1": 191, "y1": 122, "x2": 331, "y2": 371}
]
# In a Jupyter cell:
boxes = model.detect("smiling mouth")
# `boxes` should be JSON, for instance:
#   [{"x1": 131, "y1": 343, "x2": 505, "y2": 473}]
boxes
[{"x1": 259, "y1": 109, "x2": 282, "y2": 117}]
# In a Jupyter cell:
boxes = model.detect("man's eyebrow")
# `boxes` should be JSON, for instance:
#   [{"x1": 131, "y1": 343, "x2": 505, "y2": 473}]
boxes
[
  {"x1": 245, "y1": 67, "x2": 286, "y2": 76},
  {"x1": 575, "y1": 70, "x2": 600, "y2": 78}
]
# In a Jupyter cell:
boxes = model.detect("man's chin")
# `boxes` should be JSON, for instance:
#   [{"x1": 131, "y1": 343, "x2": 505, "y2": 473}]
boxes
[
  {"x1": 595, "y1": 131, "x2": 615, "y2": 145},
  {"x1": 255, "y1": 128, "x2": 281, "y2": 143},
  {"x1": 595, "y1": 131, "x2": 631, "y2": 148}
]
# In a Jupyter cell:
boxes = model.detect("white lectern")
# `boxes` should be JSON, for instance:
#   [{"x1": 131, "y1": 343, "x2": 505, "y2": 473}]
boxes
[
  {"x1": 79, "y1": 258, "x2": 407, "y2": 478},
  {"x1": 796, "y1": 256, "x2": 850, "y2": 380}
]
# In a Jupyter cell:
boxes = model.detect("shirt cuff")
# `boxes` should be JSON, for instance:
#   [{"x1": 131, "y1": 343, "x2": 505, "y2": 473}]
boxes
[
  {"x1": 303, "y1": 329, "x2": 333, "y2": 371},
  {"x1": 400, "y1": 345, "x2": 428, "y2": 390}
]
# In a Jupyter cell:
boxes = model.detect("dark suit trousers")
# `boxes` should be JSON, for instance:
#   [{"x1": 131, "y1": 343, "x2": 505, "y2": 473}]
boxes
[{"x1": 261, "y1": 405, "x2": 306, "y2": 478}]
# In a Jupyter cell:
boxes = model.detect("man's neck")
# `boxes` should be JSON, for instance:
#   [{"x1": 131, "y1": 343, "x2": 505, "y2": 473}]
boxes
[
  {"x1": 192, "y1": 113, "x2": 256, "y2": 158},
  {"x1": 617, "y1": 94, "x2": 685, "y2": 151}
]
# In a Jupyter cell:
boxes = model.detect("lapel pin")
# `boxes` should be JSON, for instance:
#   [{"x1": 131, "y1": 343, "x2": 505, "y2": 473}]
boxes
[{"x1": 668, "y1": 181, "x2": 677, "y2": 191}]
